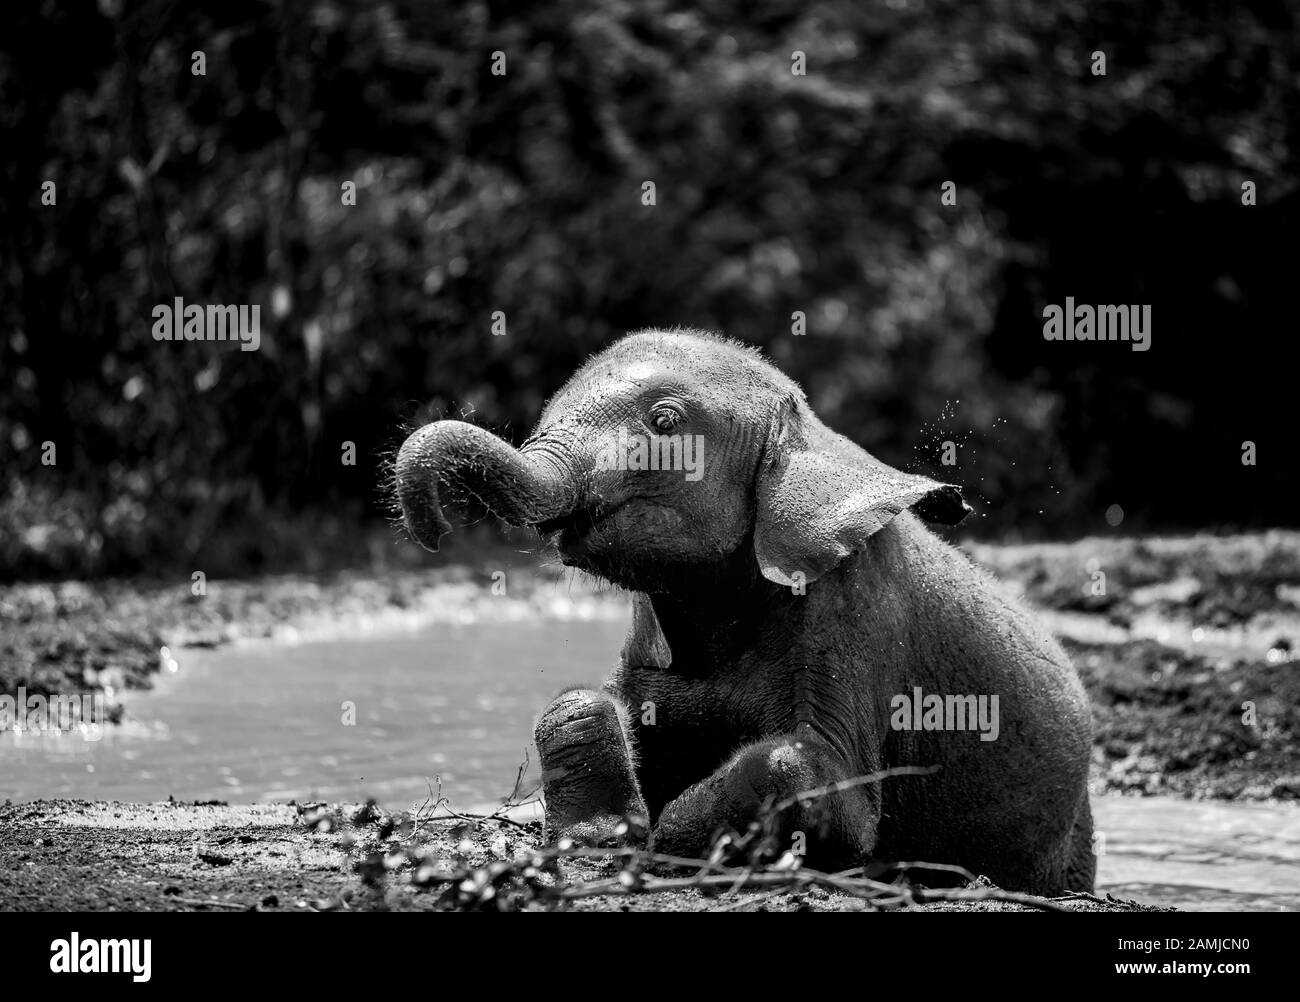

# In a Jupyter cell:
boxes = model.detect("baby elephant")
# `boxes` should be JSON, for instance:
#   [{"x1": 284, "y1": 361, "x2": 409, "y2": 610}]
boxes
[{"x1": 395, "y1": 329, "x2": 1095, "y2": 894}]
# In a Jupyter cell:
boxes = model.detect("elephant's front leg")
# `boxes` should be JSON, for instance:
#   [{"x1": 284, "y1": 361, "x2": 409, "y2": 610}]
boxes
[
  {"x1": 534, "y1": 687, "x2": 648, "y2": 845},
  {"x1": 652, "y1": 735, "x2": 879, "y2": 869}
]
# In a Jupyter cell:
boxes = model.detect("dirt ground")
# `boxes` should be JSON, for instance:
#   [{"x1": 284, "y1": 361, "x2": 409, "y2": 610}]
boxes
[
  {"x1": 967, "y1": 532, "x2": 1300, "y2": 801},
  {"x1": 0, "y1": 799, "x2": 1159, "y2": 912},
  {"x1": 2, "y1": 530, "x2": 1296, "y2": 910}
]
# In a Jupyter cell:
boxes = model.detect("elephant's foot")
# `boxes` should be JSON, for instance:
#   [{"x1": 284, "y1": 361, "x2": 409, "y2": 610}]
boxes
[
  {"x1": 534, "y1": 688, "x2": 648, "y2": 846},
  {"x1": 652, "y1": 735, "x2": 877, "y2": 868}
]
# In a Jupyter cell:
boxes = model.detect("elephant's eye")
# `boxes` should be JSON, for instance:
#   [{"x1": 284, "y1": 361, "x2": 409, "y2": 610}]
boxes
[{"x1": 649, "y1": 402, "x2": 683, "y2": 433}]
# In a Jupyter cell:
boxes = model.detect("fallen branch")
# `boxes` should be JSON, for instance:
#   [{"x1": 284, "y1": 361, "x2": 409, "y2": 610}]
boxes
[{"x1": 349, "y1": 763, "x2": 1070, "y2": 912}]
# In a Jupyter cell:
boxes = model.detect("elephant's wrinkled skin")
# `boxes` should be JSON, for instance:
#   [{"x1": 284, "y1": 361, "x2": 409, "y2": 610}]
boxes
[{"x1": 394, "y1": 330, "x2": 1095, "y2": 894}]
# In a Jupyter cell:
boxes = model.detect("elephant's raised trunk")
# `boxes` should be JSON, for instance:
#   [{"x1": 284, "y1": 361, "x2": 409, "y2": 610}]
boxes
[{"x1": 395, "y1": 420, "x2": 576, "y2": 551}]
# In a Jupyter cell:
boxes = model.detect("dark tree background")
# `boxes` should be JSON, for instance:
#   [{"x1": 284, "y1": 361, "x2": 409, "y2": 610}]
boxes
[{"x1": 0, "y1": 0, "x2": 1294, "y2": 579}]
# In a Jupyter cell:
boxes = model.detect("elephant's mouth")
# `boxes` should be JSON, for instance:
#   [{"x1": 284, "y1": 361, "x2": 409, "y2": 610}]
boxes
[{"x1": 534, "y1": 503, "x2": 621, "y2": 540}]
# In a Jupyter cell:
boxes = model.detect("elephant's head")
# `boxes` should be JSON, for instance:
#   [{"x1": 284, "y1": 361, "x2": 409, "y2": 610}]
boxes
[{"x1": 394, "y1": 329, "x2": 969, "y2": 591}]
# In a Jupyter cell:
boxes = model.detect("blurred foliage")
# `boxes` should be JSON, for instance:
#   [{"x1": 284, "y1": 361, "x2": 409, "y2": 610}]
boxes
[{"x1": 0, "y1": 0, "x2": 1295, "y2": 579}]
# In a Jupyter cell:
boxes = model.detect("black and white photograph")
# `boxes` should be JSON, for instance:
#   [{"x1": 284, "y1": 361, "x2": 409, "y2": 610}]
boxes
[{"x1": 0, "y1": 0, "x2": 1296, "y2": 976}]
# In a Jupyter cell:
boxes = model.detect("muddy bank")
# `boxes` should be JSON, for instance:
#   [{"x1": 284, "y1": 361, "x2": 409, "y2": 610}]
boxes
[
  {"x1": 964, "y1": 532, "x2": 1300, "y2": 801},
  {"x1": 0, "y1": 800, "x2": 1158, "y2": 912},
  {"x1": 1074, "y1": 637, "x2": 1299, "y2": 800},
  {"x1": 965, "y1": 531, "x2": 1300, "y2": 628}
]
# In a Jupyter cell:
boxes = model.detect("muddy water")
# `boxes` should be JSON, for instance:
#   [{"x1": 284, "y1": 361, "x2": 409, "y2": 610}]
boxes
[
  {"x1": 2, "y1": 622, "x2": 1296, "y2": 911},
  {"x1": 0, "y1": 621, "x2": 631, "y2": 809},
  {"x1": 1093, "y1": 797, "x2": 1300, "y2": 911}
]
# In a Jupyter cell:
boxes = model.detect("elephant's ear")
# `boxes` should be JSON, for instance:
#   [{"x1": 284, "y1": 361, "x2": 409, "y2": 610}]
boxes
[{"x1": 754, "y1": 395, "x2": 970, "y2": 587}]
